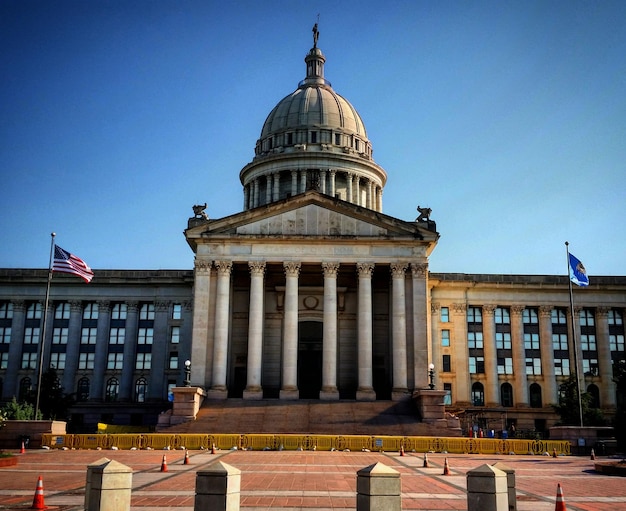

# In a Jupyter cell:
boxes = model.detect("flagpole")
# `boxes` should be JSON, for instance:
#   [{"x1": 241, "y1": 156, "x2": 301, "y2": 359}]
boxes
[
  {"x1": 565, "y1": 241, "x2": 584, "y2": 428},
  {"x1": 34, "y1": 232, "x2": 55, "y2": 421}
]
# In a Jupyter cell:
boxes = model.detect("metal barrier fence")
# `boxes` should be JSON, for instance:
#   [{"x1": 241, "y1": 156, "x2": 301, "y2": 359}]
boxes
[{"x1": 41, "y1": 434, "x2": 571, "y2": 455}]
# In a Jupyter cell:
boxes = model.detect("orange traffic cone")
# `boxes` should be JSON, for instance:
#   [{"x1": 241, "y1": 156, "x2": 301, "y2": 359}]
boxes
[
  {"x1": 590, "y1": 449, "x2": 595, "y2": 460},
  {"x1": 423, "y1": 452, "x2": 430, "y2": 468},
  {"x1": 20, "y1": 441, "x2": 26, "y2": 454},
  {"x1": 400, "y1": 445, "x2": 405, "y2": 456},
  {"x1": 160, "y1": 454, "x2": 168, "y2": 472},
  {"x1": 211, "y1": 443, "x2": 216, "y2": 454},
  {"x1": 552, "y1": 448, "x2": 558, "y2": 458},
  {"x1": 555, "y1": 483, "x2": 567, "y2": 511},
  {"x1": 31, "y1": 475, "x2": 45, "y2": 510},
  {"x1": 183, "y1": 449, "x2": 190, "y2": 465},
  {"x1": 443, "y1": 457, "x2": 450, "y2": 475}
]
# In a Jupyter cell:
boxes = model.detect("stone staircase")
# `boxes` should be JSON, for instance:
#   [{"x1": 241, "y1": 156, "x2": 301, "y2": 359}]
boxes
[{"x1": 164, "y1": 399, "x2": 461, "y2": 437}]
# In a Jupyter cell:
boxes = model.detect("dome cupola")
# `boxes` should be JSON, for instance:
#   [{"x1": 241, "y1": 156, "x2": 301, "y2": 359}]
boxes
[{"x1": 240, "y1": 26, "x2": 387, "y2": 212}]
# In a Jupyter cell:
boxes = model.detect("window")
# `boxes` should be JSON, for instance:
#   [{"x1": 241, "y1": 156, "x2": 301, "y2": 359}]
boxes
[
  {"x1": 523, "y1": 308, "x2": 538, "y2": 324},
  {"x1": 23, "y1": 327, "x2": 40, "y2": 344},
  {"x1": 26, "y1": 302, "x2": 42, "y2": 319},
  {"x1": 78, "y1": 352, "x2": 95, "y2": 369},
  {"x1": 529, "y1": 383, "x2": 542, "y2": 408},
  {"x1": 581, "y1": 334, "x2": 597, "y2": 351},
  {"x1": 111, "y1": 303, "x2": 127, "y2": 320},
  {"x1": 55, "y1": 302, "x2": 70, "y2": 319},
  {"x1": 495, "y1": 307, "x2": 510, "y2": 324},
  {"x1": 135, "y1": 352, "x2": 152, "y2": 370},
  {"x1": 105, "y1": 378, "x2": 119, "y2": 402},
  {"x1": 0, "y1": 327, "x2": 10, "y2": 344},
  {"x1": 170, "y1": 326, "x2": 180, "y2": 344},
  {"x1": 583, "y1": 359, "x2": 598, "y2": 376},
  {"x1": 610, "y1": 334, "x2": 625, "y2": 352},
  {"x1": 554, "y1": 358, "x2": 570, "y2": 376},
  {"x1": 551, "y1": 309, "x2": 567, "y2": 325},
  {"x1": 109, "y1": 327, "x2": 125, "y2": 345},
  {"x1": 580, "y1": 309, "x2": 595, "y2": 327},
  {"x1": 135, "y1": 377, "x2": 147, "y2": 402},
  {"x1": 587, "y1": 384, "x2": 600, "y2": 408},
  {"x1": 83, "y1": 302, "x2": 99, "y2": 320},
  {"x1": 495, "y1": 332, "x2": 511, "y2": 349},
  {"x1": 552, "y1": 333, "x2": 568, "y2": 350},
  {"x1": 440, "y1": 307, "x2": 449, "y2": 323},
  {"x1": 471, "y1": 382, "x2": 484, "y2": 406},
  {"x1": 469, "y1": 356, "x2": 484, "y2": 374},
  {"x1": 608, "y1": 309, "x2": 623, "y2": 325},
  {"x1": 311, "y1": 131, "x2": 317, "y2": 143},
  {"x1": 334, "y1": 133, "x2": 341, "y2": 145},
  {"x1": 497, "y1": 357, "x2": 513, "y2": 375},
  {"x1": 500, "y1": 383, "x2": 513, "y2": 407},
  {"x1": 0, "y1": 352, "x2": 9, "y2": 369},
  {"x1": 107, "y1": 353, "x2": 123, "y2": 370},
  {"x1": 525, "y1": 357, "x2": 541, "y2": 375},
  {"x1": 441, "y1": 330, "x2": 450, "y2": 347},
  {"x1": 21, "y1": 352, "x2": 37, "y2": 369},
  {"x1": 139, "y1": 303, "x2": 155, "y2": 320},
  {"x1": 52, "y1": 327, "x2": 68, "y2": 344},
  {"x1": 172, "y1": 303, "x2": 182, "y2": 320},
  {"x1": 77, "y1": 377, "x2": 90, "y2": 401},
  {"x1": 0, "y1": 302, "x2": 13, "y2": 319},
  {"x1": 468, "y1": 332, "x2": 483, "y2": 349},
  {"x1": 443, "y1": 383, "x2": 452, "y2": 405},
  {"x1": 81, "y1": 327, "x2": 97, "y2": 345},
  {"x1": 138, "y1": 327, "x2": 153, "y2": 345},
  {"x1": 524, "y1": 333, "x2": 539, "y2": 350},
  {"x1": 467, "y1": 307, "x2": 482, "y2": 323},
  {"x1": 49, "y1": 352, "x2": 66, "y2": 370},
  {"x1": 169, "y1": 352, "x2": 179, "y2": 370},
  {"x1": 19, "y1": 377, "x2": 32, "y2": 401},
  {"x1": 442, "y1": 354, "x2": 451, "y2": 372}
]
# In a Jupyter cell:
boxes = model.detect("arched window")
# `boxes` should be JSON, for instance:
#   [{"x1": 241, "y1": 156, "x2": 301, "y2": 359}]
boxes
[
  {"x1": 587, "y1": 384, "x2": 600, "y2": 409},
  {"x1": 19, "y1": 377, "x2": 32, "y2": 401},
  {"x1": 500, "y1": 382, "x2": 514, "y2": 407},
  {"x1": 135, "y1": 377, "x2": 147, "y2": 403},
  {"x1": 77, "y1": 377, "x2": 90, "y2": 401},
  {"x1": 471, "y1": 382, "x2": 484, "y2": 406},
  {"x1": 529, "y1": 383, "x2": 543, "y2": 408},
  {"x1": 105, "y1": 378, "x2": 119, "y2": 402}
]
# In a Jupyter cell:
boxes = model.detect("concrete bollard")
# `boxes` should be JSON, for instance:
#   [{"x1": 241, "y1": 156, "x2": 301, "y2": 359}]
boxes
[
  {"x1": 195, "y1": 460, "x2": 241, "y2": 511},
  {"x1": 492, "y1": 462, "x2": 516, "y2": 511},
  {"x1": 466, "y1": 464, "x2": 508, "y2": 511},
  {"x1": 356, "y1": 461, "x2": 401, "y2": 511},
  {"x1": 85, "y1": 459, "x2": 132, "y2": 511},
  {"x1": 84, "y1": 457, "x2": 111, "y2": 510}
]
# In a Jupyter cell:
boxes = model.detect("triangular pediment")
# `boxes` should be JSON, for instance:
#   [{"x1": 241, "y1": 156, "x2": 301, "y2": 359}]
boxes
[{"x1": 185, "y1": 191, "x2": 438, "y2": 250}]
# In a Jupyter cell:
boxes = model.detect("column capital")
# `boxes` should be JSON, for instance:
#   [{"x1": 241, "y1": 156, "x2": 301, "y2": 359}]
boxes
[
  {"x1": 411, "y1": 263, "x2": 428, "y2": 278},
  {"x1": 482, "y1": 305, "x2": 496, "y2": 316},
  {"x1": 452, "y1": 302, "x2": 466, "y2": 314},
  {"x1": 194, "y1": 259, "x2": 212, "y2": 275},
  {"x1": 97, "y1": 300, "x2": 111, "y2": 313},
  {"x1": 539, "y1": 305, "x2": 552, "y2": 317},
  {"x1": 214, "y1": 260, "x2": 233, "y2": 275},
  {"x1": 511, "y1": 305, "x2": 525, "y2": 316},
  {"x1": 156, "y1": 300, "x2": 170, "y2": 312},
  {"x1": 322, "y1": 261, "x2": 340, "y2": 277},
  {"x1": 248, "y1": 261, "x2": 266, "y2": 275},
  {"x1": 356, "y1": 262, "x2": 375, "y2": 278},
  {"x1": 431, "y1": 302, "x2": 440, "y2": 314},
  {"x1": 126, "y1": 301, "x2": 139, "y2": 312},
  {"x1": 390, "y1": 263, "x2": 408, "y2": 277},
  {"x1": 283, "y1": 261, "x2": 301, "y2": 277},
  {"x1": 12, "y1": 300, "x2": 25, "y2": 312},
  {"x1": 70, "y1": 300, "x2": 83, "y2": 313},
  {"x1": 596, "y1": 306, "x2": 610, "y2": 317}
]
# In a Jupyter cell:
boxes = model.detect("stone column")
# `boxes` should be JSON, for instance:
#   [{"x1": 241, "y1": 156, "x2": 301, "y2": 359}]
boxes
[
  {"x1": 252, "y1": 179, "x2": 259, "y2": 208},
  {"x1": 149, "y1": 301, "x2": 169, "y2": 399},
  {"x1": 329, "y1": 170, "x2": 336, "y2": 197},
  {"x1": 265, "y1": 175, "x2": 272, "y2": 204},
  {"x1": 595, "y1": 307, "x2": 616, "y2": 407},
  {"x1": 390, "y1": 263, "x2": 409, "y2": 400},
  {"x1": 291, "y1": 170, "x2": 298, "y2": 196},
  {"x1": 191, "y1": 260, "x2": 212, "y2": 388},
  {"x1": 510, "y1": 306, "x2": 529, "y2": 406},
  {"x1": 378, "y1": 187, "x2": 383, "y2": 212},
  {"x1": 4, "y1": 301, "x2": 25, "y2": 397},
  {"x1": 539, "y1": 306, "x2": 557, "y2": 404},
  {"x1": 366, "y1": 180, "x2": 372, "y2": 209},
  {"x1": 452, "y1": 303, "x2": 471, "y2": 404},
  {"x1": 244, "y1": 261, "x2": 265, "y2": 400},
  {"x1": 209, "y1": 261, "x2": 232, "y2": 399},
  {"x1": 411, "y1": 264, "x2": 429, "y2": 389},
  {"x1": 320, "y1": 170, "x2": 327, "y2": 195},
  {"x1": 280, "y1": 261, "x2": 300, "y2": 399},
  {"x1": 119, "y1": 301, "x2": 138, "y2": 401},
  {"x1": 482, "y1": 305, "x2": 499, "y2": 406},
  {"x1": 62, "y1": 300, "x2": 83, "y2": 393},
  {"x1": 90, "y1": 301, "x2": 110, "y2": 401},
  {"x1": 299, "y1": 170, "x2": 307, "y2": 193},
  {"x1": 320, "y1": 262, "x2": 339, "y2": 400},
  {"x1": 356, "y1": 263, "x2": 376, "y2": 401},
  {"x1": 243, "y1": 185, "x2": 249, "y2": 211},
  {"x1": 347, "y1": 172, "x2": 353, "y2": 203},
  {"x1": 354, "y1": 176, "x2": 361, "y2": 206},
  {"x1": 273, "y1": 172, "x2": 280, "y2": 201}
]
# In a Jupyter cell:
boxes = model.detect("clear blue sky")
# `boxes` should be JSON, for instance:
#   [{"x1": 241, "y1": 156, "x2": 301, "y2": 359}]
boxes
[{"x1": 1, "y1": 0, "x2": 624, "y2": 276}]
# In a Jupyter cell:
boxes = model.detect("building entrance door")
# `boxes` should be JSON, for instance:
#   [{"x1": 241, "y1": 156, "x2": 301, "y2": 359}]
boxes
[{"x1": 298, "y1": 321, "x2": 322, "y2": 399}]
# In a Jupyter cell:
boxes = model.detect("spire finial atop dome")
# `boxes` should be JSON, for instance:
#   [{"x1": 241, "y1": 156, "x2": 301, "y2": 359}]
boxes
[
  {"x1": 300, "y1": 21, "x2": 330, "y2": 88},
  {"x1": 312, "y1": 21, "x2": 319, "y2": 48}
]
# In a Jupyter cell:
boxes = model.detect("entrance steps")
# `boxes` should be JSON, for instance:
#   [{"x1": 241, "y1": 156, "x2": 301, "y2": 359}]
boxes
[{"x1": 164, "y1": 399, "x2": 460, "y2": 437}]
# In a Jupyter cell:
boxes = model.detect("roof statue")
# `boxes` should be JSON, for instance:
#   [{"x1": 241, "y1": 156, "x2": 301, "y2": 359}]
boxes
[
  {"x1": 416, "y1": 206, "x2": 431, "y2": 222},
  {"x1": 312, "y1": 22, "x2": 319, "y2": 48},
  {"x1": 192, "y1": 203, "x2": 208, "y2": 220}
]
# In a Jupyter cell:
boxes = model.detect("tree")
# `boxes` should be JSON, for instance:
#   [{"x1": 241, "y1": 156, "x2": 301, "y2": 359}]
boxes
[
  {"x1": 1, "y1": 398, "x2": 41, "y2": 420},
  {"x1": 613, "y1": 360, "x2": 626, "y2": 453},
  {"x1": 35, "y1": 368, "x2": 74, "y2": 421},
  {"x1": 552, "y1": 375, "x2": 606, "y2": 426}
]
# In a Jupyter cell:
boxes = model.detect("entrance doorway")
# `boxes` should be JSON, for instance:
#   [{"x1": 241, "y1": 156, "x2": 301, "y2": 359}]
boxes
[{"x1": 298, "y1": 321, "x2": 322, "y2": 399}]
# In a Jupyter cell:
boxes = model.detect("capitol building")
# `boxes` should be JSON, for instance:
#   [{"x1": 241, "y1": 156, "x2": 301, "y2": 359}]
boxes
[{"x1": 1, "y1": 31, "x2": 624, "y2": 435}]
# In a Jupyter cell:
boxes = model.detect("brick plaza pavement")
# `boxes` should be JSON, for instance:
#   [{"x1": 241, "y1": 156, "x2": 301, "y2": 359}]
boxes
[{"x1": 0, "y1": 448, "x2": 625, "y2": 510}]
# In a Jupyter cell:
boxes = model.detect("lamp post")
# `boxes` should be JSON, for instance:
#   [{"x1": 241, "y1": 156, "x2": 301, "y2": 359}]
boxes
[
  {"x1": 184, "y1": 359, "x2": 191, "y2": 387},
  {"x1": 428, "y1": 363, "x2": 435, "y2": 390}
]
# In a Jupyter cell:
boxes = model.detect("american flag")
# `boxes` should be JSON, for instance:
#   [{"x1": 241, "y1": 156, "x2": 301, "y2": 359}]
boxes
[{"x1": 53, "y1": 245, "x2": 94, "y2": 283}]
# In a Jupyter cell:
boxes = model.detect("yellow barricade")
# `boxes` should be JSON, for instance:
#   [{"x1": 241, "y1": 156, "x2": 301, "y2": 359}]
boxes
[
  {"x1": 371, "y1": 436, "x2": 404, "y2": 452},
  {"x1": 142, "y1": 434, "x2": 175, "y2": 450},
  {"x1": 309, "y1": 435, "x2": 336, "y2": 451},
  {"x1": 107, "y1": 434, "x2": 142, "y2": 450},
  {"x1": 73, "y1": 435, "x2": 108, "y2": 450},
  {"x1": 209, "y1": 434, "x2": 241, "y2": 451},
  {"x1": 242, "y1": 434, "x2": 276, "y2": 450},
  {"x1": 335, "y1": 435, "x2": 371, "y2": 451},
  {"x1": 176, "y1": 434, "x2": 210, "y2": 450}
]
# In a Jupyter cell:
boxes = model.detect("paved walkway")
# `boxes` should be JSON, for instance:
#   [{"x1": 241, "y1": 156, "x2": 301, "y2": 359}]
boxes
[{"x1": 0, "y1": 448, "x2": 625, "y2": 510}]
